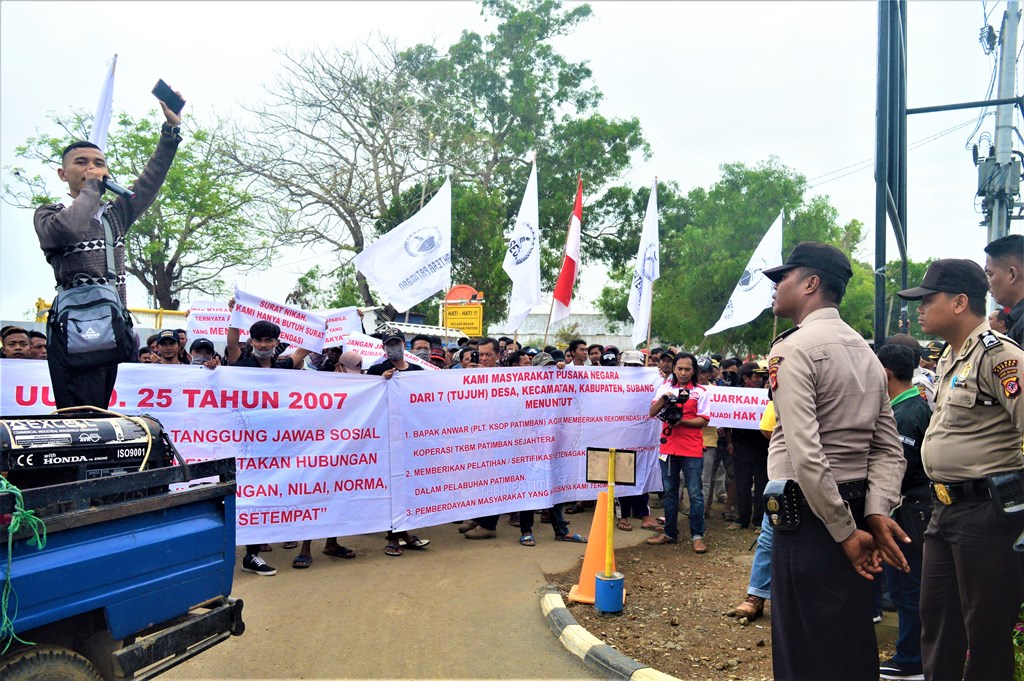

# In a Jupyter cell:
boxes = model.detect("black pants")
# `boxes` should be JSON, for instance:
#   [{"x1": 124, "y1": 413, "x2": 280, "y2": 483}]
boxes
[
  {"x1": 733, "y1": 458, "x2": 768, "y2": 528},
  {"x1": 619, "y1": 493, "x2": 650, "y2": 519},
  {"x1": 771, "y1": 497, "x2": 877, "y2": 681},
  {"x1": 245, "y1": 544, "x2": 261, "y2": 556},
  {"x1": 474, "y1": 515, "x2": 499, "y2": 531},
  {"x1": 920, "y1": 499, "x2": 1024, "y2": 681},
  {"x1": 46, "y1": 353, "x2": 118, "y2": 410}
]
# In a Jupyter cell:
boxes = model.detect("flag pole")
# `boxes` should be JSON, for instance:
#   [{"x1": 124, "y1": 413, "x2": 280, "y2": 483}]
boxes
[{"x1": 542, "y1": 296, "x2": 555, "y2": 347}]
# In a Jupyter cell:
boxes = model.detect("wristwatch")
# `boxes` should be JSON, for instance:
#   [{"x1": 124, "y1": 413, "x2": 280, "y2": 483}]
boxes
[{"x1": 161, "y1": 122, "x2": 181, "y2": 136}]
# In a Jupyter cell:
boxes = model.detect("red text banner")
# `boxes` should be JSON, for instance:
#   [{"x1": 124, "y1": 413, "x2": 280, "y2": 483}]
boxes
[
  {"x1": 706, "y1": 387, "x2": 769, "y2": 428},
  {"x1": 230, "y1": 288, "x2": 327, "y2": 353},
  {"x1": 387, "y1": 366, "x2": 662, "y2": 531},
  {"x1": 0, "y1": 360, "x2": 391, "y2": 544}
]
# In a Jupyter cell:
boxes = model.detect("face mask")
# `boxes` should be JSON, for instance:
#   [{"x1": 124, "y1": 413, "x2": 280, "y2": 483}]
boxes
[
  {"x1": 252, "y1": 348, "x2": 275, "y2": 360},
  {"x1": 413, "y1": 348, "x2": 430, "y2": 361},
  {"x1": 385, "y1": 344, "x2": 404, "y2": 362}
]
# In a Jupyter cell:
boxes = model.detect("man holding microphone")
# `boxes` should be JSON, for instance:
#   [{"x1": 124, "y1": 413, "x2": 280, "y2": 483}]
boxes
[{"x1": 35, "y1": 89, "x2": 183, "y2": 408}]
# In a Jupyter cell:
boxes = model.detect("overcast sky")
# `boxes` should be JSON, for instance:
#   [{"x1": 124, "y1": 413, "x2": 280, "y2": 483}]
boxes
[{"x1": 2, "y1": 1, "x2": 1021, "y2": 321}]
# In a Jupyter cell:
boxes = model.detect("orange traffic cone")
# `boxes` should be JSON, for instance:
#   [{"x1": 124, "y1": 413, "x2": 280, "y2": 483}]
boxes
[{"x1": 567, "y1": 491, "x2": 620, "y2": 605}]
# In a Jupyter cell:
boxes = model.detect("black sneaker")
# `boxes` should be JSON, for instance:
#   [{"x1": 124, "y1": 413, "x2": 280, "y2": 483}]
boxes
[
  {"x1": 242, "y1": 554, "x2": 277, "y2": 576},
  {"x1": 879, "y1": 658, "x2": 924, "y2": 681}
]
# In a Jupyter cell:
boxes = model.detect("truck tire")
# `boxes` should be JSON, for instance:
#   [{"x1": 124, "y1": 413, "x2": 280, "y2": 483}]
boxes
[{"x1": 0, "y1": 646, "x2": 105, "y2": 681}]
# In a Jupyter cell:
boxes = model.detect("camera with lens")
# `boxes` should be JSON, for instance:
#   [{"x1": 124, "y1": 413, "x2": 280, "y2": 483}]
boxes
[
  {"x1": 658, "y1": 389, "x2": 689, "y2": 424},
  {"x1": 658, "y1": 388, "x2": 689, "y2": 444}
]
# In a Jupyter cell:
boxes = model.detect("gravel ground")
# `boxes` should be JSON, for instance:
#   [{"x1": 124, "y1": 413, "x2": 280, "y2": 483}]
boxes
[{"x1": 547, "y1": 511, "x2": 896, "y2": 680}]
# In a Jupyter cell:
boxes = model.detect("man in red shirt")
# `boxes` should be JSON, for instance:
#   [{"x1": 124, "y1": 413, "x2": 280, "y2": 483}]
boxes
[{"x1": 647, "y1": 352, "x2": 712, "y2": 553}]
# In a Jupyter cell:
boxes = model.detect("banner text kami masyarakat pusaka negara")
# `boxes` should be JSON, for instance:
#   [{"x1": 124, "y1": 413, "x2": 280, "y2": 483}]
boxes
[{"x1": 0, "y1": 361, "x2": 766, "y2": 543}]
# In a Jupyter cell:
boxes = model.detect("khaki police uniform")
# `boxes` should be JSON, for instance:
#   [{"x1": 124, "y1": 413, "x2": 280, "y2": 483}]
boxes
[
  {"x1": 767, "y1": 307, "x2": 906, "y2": 681},
  {"x1": 919, "y1": 322, "x2": 1024, "y2": 681}
]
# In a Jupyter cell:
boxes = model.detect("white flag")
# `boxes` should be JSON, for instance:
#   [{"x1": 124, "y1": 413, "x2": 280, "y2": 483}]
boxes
[
  {"x1": 628, "y1": 181, "x2": 660, "y2": 348},
  {"x1": 89, "y1": 54, "x2": 117, "y2": 151},
  {"x1": 354, "y1": 178, "x2": 452, "y2": 313},
  {"x1": 704, "y1": 210, "x2": 784, "y2": 336},
  {"x1": 503, "y1": 162, "x2": 541, "y2": 331}
]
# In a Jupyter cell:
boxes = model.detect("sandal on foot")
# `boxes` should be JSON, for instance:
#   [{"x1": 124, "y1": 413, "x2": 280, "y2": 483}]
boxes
[
  {"x1": 555, "y1": 532, "x2": 587, "y2": 543},
  {"x1": 282, "y1": 541, "x2": 299, "y2": 549},
  {"x1": 322, "y1": 545, "x2": 356, "y2": 559},
  {"x1": 384, "y1": 544, "x2": 402, "y2": 557},
  {"x1": 646, "y1": 533, "x2": 677, "y2": 545},
  {"x1": 508, "y1": 513, "x2": 521, "y2": 528},
  {"x1": 291, "y1": 554, "x2": 313, "y2": 569},
  {"x1": 641, "y1": 522, "x2": 664, "y2": 531},
  {"x1": 564, "y1": 503, "x2": 584, "y2": 514},
  {"x1": 519, "y1": 534, "x2": 536, "y2": 547},
  {"x1": 405, "y1": 536, "x2": 430, "y2": 549},
  {"x1": 616, "y1": 519, "x2": 633, "y2": 531}
]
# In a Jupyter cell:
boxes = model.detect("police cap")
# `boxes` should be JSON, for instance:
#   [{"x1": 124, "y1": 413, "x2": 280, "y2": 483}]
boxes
[
  {"x1": 762, "y1": 242, "x2": 854, "y2": 284},
  {"x1": 896, "y1": 259, "x2": 989, "y2": 301}
]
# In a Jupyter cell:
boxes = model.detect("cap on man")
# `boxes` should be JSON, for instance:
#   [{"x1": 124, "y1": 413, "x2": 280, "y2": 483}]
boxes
[
  {"x1": 897, "y1": 258, "x2": 1023, "y2": 681},
  {"x1": 762, "y1": 241, "x2": 907, "y2": 681}
]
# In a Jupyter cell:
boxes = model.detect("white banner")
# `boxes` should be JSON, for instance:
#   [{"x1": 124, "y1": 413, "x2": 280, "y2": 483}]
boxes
[
  {"x1": 343, "y1": 332, "x2": 438, "y2": 371},
  {"x1": 388, "y1": 366, "x2": 662, "y2": 530},
  {"x1": 706, "y1": 386, "x2": 769, "y2": 428},
  {"x1": 0, "y1": 360, "x2": 391, "y2": 544},
  {"x1": 628, "y1": 181, "x2": 660, "y2": 348},
  {"x1": 353, "y1": 179, "x2": 452, "y2": 313},
  {"x1": 89, "y1": 54, "x2": 117, "y2": 151},
  {"x1": 187, "y1": 300, "x2": 246, "y2": 345},
  {"x1": 322, "y1": 307, "x2": 362, "y2": 348},
  {"x1": 502, "y1": 163, "x2": 542, "y2": 331},
  {"x1": 704, "y1": 211, "x2": 783, "y2": 336},
  {"x1": 0, "y1": 362, "x2": 762, "y2": 541},
  {"x1": 230, "y1": 289, "x2": 327, "y2": 353}
]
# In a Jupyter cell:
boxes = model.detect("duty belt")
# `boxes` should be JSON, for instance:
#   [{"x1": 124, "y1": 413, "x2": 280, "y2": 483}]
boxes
[
  {"x1": 797, "y1": 478, "x2": 868, "y2": 506},
  {"x1": 931, "y1": 479, "x2": 993, "y2": 506}
]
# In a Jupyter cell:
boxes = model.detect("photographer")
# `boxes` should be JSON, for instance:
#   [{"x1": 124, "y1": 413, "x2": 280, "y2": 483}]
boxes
[
  {"x1": 646, "y1": 352, "x2": 711, "y2": 553},
  {"x1": 35, "y1": 92, "x2": 183, "y2": 409}
]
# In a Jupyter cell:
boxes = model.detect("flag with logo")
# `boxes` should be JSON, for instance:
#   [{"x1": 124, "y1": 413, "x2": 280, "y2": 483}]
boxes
[
  {"x1": 502, "y1": 162, "x2": 541, "y2": 331},
  {"x1": 551, "y1": 176, "x2": 583, "y2": 323},
  {"x1": 354, "y1": 178, "x2": 452, "y2": 313},
  {"x1": 89, "y1": 54, "x2": 117, "y2": 151},
  {"x1": 627, "y1": 180, "x2": 660, "y2": 348},
  {"x1": 704, "y1": 210, "x2": 784, "y2": 336}
]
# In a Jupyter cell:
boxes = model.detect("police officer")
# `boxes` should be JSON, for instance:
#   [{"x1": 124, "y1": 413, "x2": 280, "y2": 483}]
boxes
[
  {"x1": 763, "y1": 242, "x2": 908, "y2": 681},
  {"x1": 897, "y1": 259, "x2": 1024, "y2": 681}
]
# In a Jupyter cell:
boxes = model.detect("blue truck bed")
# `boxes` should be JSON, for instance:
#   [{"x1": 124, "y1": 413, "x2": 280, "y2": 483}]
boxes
[{"x1": 0, "y1": 459, "x2": 243, "y2": 680}]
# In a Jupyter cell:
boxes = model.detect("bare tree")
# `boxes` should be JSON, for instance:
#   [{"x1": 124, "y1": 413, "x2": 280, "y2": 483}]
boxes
[{"x1": 228, "y1": 40, "x2": 460, "y2": 304}]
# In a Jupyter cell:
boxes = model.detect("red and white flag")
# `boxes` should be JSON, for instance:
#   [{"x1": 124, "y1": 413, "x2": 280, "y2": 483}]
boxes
[{"x1": 551, "y1": 177, "x2": 582, "y2": 323}]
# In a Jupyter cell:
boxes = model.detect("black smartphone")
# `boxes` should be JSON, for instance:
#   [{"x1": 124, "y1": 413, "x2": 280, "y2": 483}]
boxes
[
  {"x1": 152, "y1": 79, "x2": 185, "y2": 115},
  {"x1": 471, "y1": 351, "x2": 479, "y2": 364}
]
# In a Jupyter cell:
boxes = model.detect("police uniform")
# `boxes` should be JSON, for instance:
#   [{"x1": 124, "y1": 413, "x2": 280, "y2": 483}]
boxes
[
  {"x1": 762, "y1": 243, "x2": 906, "y2": 681},
  {"x1": 898, "y1": 259, "x2": 1024, "y2": 681}
]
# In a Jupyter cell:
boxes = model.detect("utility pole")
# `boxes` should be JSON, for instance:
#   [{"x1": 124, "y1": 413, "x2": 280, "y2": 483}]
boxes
[{"x1": 987, "y1": 0, "x2": 1020, "y2": 244}]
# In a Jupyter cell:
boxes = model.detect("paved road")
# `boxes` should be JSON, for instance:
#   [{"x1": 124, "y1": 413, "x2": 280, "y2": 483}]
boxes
[{"x1": 166, "y1": 510, "x2": 650, "y2": 679}]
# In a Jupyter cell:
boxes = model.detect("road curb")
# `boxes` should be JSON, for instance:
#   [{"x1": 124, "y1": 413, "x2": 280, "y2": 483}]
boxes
[{"x1": 540, "y1": 585, "x2": 680, "y2": 681}]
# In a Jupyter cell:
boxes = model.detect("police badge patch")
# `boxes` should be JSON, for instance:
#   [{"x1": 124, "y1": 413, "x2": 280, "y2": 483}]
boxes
[
  {"x1": 1003, "y1": 375, "x2": 1021, "y2": 399},
  {"x1": 995, "y1": 359, "x2": 1020, "y2": 399},
  {"x1": 768, "y1": 356, "x2": 783, "y2": 391}
]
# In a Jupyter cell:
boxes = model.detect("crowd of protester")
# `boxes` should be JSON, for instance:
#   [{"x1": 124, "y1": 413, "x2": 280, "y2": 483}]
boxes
[{"x1": 3, "y1": 234, "x2": 1020, "y2": 679}]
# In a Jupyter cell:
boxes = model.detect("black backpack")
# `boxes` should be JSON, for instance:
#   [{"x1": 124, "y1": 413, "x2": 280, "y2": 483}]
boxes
[{"x1": 46, "y1": 213, "x2": 135, "y2": 368}]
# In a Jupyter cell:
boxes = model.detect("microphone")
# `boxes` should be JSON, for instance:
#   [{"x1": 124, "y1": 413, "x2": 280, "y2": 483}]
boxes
[{"x1": 102, "y1": 177, "x2": 136, "y2": 199}]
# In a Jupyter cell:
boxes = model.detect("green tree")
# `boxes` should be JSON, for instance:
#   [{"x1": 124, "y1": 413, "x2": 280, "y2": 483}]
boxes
[
  {"x1": 3, "y1": 111, "x2": 276, "y2": 309},
  {"x1": 405, "y1": 0, "x2": 650, "y2": 297},
  {"x1": 596, "y1": 159, "x2": 868, "y2": 353}
]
